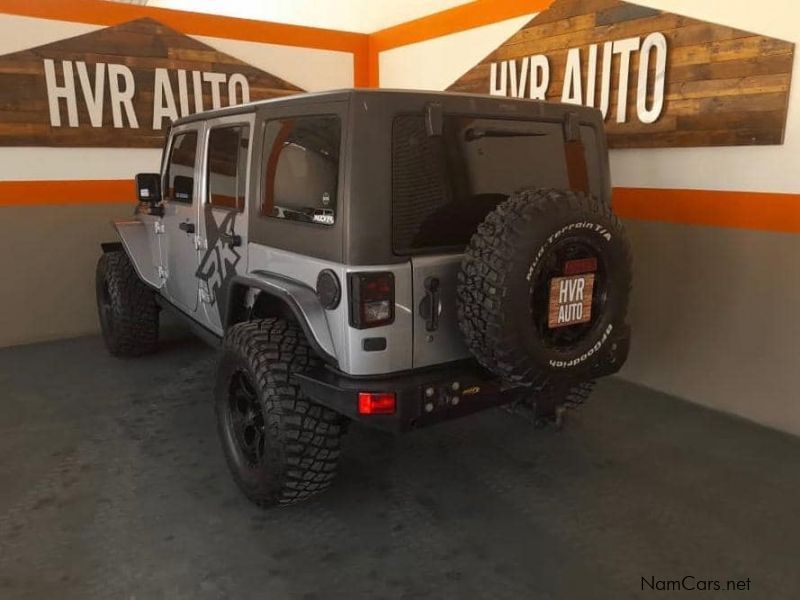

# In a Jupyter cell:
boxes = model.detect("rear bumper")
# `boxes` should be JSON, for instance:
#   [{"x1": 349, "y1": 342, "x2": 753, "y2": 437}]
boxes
[
  {"x1": 296, "y1": 324, "x2": 630, "y2": 433},
  {"x1": 296, "y1": 360, "x2": 507, "y2": 433}
]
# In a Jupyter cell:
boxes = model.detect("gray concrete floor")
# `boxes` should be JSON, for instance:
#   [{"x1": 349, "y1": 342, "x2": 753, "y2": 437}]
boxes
[{"x1": 0, "y1": 332, "x2": 798, "y2": 600}]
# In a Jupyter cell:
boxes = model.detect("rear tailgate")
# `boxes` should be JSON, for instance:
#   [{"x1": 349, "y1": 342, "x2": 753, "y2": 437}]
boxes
[{"x1": 411, "y1": 253, "x2": 470, "y2": 368}]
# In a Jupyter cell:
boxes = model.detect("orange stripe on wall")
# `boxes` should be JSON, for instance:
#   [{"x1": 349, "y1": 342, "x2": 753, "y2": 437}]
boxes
[
  {"x1": 370, "y1": 0, "x2": 553, "y2": 54},
  {"x1": 3, "y1": 180, "x2": 800, "y2": 234},
  {"x1": 614, "y1": 188, "x2": 800, "y2": 234},
  {"x1": 0, "y1": 0, "x2": 369, "y2": 54},
  {"x1": 0, "y1": 180, "x2": 134, "y2": 206}
]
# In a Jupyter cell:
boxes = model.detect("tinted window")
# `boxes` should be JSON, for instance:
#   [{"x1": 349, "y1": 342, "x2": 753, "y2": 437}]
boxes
[
  {"x1": 207, "y1": 125, "x2": 250, "y2": 212},
  {"x1": 165, "y1": 131, "x2": 197, "y2": 203},
  {"x1": 262, "y1": 116, "x2": 340, "y2": 226},
  {"x1": 392, "y1": 115, "x2": 602, "y2": 254}
]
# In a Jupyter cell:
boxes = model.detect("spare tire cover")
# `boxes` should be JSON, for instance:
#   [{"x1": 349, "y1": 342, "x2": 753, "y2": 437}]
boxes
[{"x1": 457, "y1": 188, "x2": 632, "y2": 386}]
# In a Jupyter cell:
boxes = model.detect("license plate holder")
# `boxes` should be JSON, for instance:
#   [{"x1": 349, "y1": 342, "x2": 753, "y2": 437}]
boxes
[{"x1": 548, "y1": 273, "x2": 595, "y2": 329}]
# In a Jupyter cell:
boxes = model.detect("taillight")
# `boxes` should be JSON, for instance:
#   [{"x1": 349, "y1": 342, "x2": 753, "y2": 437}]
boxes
[
  {"x1": 349, "y1": 272, "x2": 395, "y2": 329},
  {"x1": 358, "y1": 392, "x2": 396, "y2": 415}
]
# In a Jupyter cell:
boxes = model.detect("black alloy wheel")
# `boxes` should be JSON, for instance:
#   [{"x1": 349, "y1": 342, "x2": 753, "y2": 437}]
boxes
[{"x1": 226, "y1": 370, "x2": 266, "y2": 466}]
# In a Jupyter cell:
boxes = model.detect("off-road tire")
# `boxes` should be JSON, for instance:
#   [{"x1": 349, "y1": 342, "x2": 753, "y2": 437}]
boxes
[
  {"x1": 458, "y1": 188, "x2": 631, "y2": 387},
  {"x1": 95, "y1": 250, "x2": 159, "y2": 357},
  {"x1": 215, "y1": 318, "x2": 344, "y2": 507}
]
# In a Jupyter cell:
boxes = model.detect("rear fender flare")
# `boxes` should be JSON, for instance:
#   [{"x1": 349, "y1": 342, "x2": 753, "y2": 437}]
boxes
[{"x1": 225, "y1": 272, "x2": 338, "y2": 367}]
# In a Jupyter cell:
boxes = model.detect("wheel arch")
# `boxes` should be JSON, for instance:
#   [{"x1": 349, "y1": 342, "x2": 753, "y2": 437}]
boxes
[{"x1": 224, "y1": 272, "x2": 338, "y2": 367}]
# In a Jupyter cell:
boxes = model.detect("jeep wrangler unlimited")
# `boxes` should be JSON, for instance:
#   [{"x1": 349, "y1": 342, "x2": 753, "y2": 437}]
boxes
[{"x1": 96, "y1": 89, "x2": 632, "y2": 507}]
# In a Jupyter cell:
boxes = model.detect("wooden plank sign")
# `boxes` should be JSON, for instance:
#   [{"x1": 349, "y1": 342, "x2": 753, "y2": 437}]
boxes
[
  {"x1": 448, "y1": 0, "x2": 795, "y2": 148},
  {"x1": 0, "y1": 18, "x2": 304, "y2": 147},
  {"x1": 548, "y1": 273, "x2": 595, "y2": 328}
]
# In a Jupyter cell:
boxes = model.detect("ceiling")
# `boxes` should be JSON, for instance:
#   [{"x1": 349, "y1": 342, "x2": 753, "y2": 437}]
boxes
[{"x1": 137, "y1": 0, "x2": 474, "y2": 33}]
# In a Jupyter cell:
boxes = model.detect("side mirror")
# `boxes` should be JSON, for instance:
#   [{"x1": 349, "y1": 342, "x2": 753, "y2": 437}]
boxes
[
  {"x1": 135, "y1": 173, "x2": 161, "y2": 204},
  {"x1": 135, "y1": 173, "x2": 163, "y2": 217}
]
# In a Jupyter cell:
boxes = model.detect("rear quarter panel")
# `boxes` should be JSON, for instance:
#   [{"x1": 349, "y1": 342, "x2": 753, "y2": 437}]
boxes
[{"x1": 247, "y1": 244, "x2": 413, "y2": 375}]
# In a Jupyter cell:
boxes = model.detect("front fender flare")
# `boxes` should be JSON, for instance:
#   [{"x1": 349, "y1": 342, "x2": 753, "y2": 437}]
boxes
[
  {"x1": 225, "y1": 272, "x2": 338, "y2": 367},
  {"x1": 112, "y1": 220, "x2": 162, "y2": 290}
]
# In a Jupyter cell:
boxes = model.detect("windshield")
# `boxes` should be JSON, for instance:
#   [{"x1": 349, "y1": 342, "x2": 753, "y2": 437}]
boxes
[{"x1": 391, "y1": 114, "x2": 603, "y2": 255}]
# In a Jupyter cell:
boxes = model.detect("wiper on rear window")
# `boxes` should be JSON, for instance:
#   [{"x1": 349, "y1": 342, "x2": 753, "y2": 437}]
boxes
[{"x1": 464, "y1": 128, "x2": 548, "y2": 142}]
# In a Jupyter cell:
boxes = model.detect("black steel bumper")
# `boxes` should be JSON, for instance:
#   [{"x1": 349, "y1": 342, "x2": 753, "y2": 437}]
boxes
[
  {"x1": 296, "y1": 360, "x2": 506, "y2": 433},
  {"x1": 297, "y1": 326, "x2": 630, "y2": 432},
  {"x1": 295, "y1": 324, "x2": 629, "y2": 433}
]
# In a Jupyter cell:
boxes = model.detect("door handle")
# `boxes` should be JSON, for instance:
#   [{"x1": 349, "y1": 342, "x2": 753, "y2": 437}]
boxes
[
  {"x1": 220, "y1": 231, "x2": 242, "y2": 248},
  {"x1": 178, "y1": 221, "x2": 195, "y2": 234},
  {"x1": 419, "y1": 276, "x2": 440, "y2": 332}
]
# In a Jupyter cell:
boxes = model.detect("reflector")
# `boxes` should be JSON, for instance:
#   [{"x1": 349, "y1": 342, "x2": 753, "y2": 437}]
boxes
[
  {"x1": 563, "y1": 257, "x2": 598, "y2": 275},
  {"x1": 358, "y1": 392, "x2": 396, "y2": 415}
]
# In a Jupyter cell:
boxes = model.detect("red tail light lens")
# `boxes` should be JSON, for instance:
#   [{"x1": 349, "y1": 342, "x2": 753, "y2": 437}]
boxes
[
  {"x1": 358, "y1": 392, "x2": 396, "y2": 415},
  {"x1": 349, "y1": 272, "x2": 395, "y2": 329}
]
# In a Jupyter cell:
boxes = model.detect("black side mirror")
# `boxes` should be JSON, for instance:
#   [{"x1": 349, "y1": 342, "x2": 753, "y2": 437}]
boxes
[
  {"x1": 135, "y1": 173, "x2": 163, "y2": 216},
  {"x1": 135, "y1": 173, "x2": 161, "y2": 203}
]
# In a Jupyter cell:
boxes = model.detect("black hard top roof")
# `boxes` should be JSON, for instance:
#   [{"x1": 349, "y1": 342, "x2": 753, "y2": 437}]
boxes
[{"x1": 171, "y1": 88, "x2": 600, "y2": 126}]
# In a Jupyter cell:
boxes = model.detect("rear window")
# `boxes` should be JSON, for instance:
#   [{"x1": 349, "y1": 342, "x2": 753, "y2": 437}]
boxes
[
  {"x1": 261, "y1": 115, "x2": 340, "y2": 226},
  {"x1": 207, "y1": 125, "x2": 250, "y2": 212},
  {"x1": 391, "y1": 115, "x2": 602, "y2": 255}
]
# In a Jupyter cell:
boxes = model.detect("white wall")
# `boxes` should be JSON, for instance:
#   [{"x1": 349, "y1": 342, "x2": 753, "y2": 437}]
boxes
[
  {"x1": 0, "y1": 13, "x2": 354, "y2": 184},
  {"x1": 149, "y1": 0, "x2": 473, "y2": 34},
  {"x1": 380, "y1": 14, "x2": 538, "y2": 92}
]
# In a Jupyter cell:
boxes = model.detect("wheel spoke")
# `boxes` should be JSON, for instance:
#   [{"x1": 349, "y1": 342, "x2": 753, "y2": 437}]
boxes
[
  {"x1": 229, "y1": 408, "x2": 245, "y2": 429},
  {"x1": 227, "y1": 368, "x2": 268, "y2": 465},
  {"x1": 253, "y1": 429, "x2": 266, "y2": 463},
  {"x1": 239, "y1": 374, "x2": 257, "y2": 400}
]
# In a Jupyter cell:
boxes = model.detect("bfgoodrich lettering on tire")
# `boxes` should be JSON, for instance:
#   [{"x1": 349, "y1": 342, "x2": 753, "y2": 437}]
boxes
[
  {"x1": 215, "y1": 318, "x2": 344, "y2": 507},
  {"x1": 457, "y1": 188, "x2": 632, "y2": 386},
  {"x1": 95, "y1": 250, "x2": 159, "y2": 357}
]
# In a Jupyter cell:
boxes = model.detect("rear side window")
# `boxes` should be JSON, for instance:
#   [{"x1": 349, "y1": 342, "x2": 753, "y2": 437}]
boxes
[
  {"x1": 261, "y1": 116, "x2": 340, "y2": 226},
  {"x1": 165, "y1": 131, "x2": 198, "y2": 203},
  {"x1": 391, "y1": 115, "x2": 602, "y2": 254},
  {"x1": 207, "y1": 125, "x2": 250, "y2": 212}
]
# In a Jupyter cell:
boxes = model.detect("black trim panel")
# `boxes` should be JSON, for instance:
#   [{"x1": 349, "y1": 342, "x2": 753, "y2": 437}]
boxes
[
  {"x1": 154, "y1": 295, "x2": 222, "y2": 348},
  {"x1": 100, "y1": 241, "x2": 123, "y2": 253}
]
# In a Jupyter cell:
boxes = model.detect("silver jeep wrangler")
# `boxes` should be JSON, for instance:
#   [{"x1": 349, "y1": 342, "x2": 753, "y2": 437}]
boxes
[{"x1": 96, "y1": 89, "x2": 632, "y2": 507}]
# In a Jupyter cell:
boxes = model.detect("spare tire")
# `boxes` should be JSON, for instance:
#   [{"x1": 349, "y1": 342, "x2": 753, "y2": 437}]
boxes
[{"x1": 457, "y1": 188, "x2": 631, "y2": 387}]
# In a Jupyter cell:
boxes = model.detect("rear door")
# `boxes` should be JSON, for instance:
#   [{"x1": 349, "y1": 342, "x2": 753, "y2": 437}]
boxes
[
  {"x1": 161, "y1": 124, "x2": 202, "y2": 313},
  {"x1": 393, "y1": 113, "x2": 603, "y2": 368},
  {"x1": 410, "y1": 254, "x2": 469, "y2": 367},
  {"x1": 196, "y1": 113, "x2": 254, "y2": 335}
]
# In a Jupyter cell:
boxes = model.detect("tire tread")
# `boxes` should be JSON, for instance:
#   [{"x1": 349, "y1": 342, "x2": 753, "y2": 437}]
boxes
[
  {"x1": 218, "y1": 318, "x2": 343, "y2": 507},
  {"x1": 96, "y1": 251, "x2": 158, "y2": 357}
]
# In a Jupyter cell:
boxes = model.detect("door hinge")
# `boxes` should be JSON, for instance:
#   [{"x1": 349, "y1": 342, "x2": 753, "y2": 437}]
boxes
[
  {"x1": 157, "y1": 266, "x2": 168, "y2": 279},
  {"x1": 154, "y1": 221, "x2": 165, "y2": 235},
  {"x1": 199, "y1": 288, "x2": 212, "y2": 304},
  {"x1": 194, "y1": 235, "x2": 207, "y2": 251}
]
